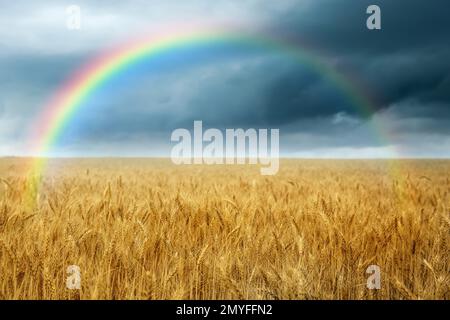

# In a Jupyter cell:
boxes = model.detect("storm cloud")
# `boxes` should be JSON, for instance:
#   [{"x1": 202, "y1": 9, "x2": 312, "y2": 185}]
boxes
[{"x1": 0, "y1": 0, "x2": 449, "y2": 157}]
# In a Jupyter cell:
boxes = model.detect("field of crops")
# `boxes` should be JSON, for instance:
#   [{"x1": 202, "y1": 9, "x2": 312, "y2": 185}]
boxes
[{"x1": 0, "y1": 158, "x2": 448, "y2": 299}]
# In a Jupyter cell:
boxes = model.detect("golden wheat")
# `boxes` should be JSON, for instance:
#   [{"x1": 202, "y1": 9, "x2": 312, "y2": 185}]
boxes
[{"x1": 0, "y1": 158, "x2": 448, "y2": 299}]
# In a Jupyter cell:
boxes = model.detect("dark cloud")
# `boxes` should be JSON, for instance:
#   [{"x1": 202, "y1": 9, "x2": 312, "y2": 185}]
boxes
[
  {"x1": 0, "y1": 0, "x2": 449, "y2": 157},
  {"x1": 278, "y1": 0, "x2": 450, "y2": 54},
  {"x1": 269, "y1": 0, "x2": 450, "y2": 137}
]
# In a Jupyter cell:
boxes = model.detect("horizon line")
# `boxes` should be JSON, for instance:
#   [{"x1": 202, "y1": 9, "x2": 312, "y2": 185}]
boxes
[{"x1": 1, "y1": 156, "x2": 449, "y2": 160}]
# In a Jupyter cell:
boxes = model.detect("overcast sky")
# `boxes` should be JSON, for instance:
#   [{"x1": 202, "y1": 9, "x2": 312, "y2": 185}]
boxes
[{"x1": 0, "y1": 0, "x2": 449, "y2": 157}]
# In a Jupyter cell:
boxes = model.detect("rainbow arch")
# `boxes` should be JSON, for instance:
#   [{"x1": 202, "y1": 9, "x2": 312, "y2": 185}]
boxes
[{"x1": 27, "y1": 26, "x2": 399, "y2": 183}]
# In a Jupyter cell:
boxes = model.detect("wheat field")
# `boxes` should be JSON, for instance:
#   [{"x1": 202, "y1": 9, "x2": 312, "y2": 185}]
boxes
[{"x1": 0, "y1": 158, "x2": 448, "y2": 299}]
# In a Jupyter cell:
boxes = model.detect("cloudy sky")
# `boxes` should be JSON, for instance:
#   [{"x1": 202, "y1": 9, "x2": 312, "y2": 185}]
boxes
[{"x1": 0, "y1": 0, "x2": 449, "y2": 157}]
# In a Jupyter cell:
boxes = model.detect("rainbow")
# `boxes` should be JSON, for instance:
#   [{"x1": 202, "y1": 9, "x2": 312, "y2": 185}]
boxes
[{"x1": 26, "y1": 25, "x2": 401, "y2": 201}]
